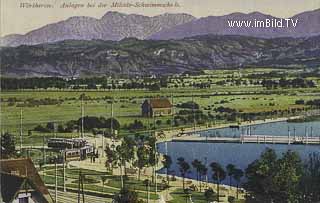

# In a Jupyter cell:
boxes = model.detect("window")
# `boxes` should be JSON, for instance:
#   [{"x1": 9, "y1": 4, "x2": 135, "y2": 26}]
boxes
[{"x1": 19, "y1": 197, "x2": 29, "y2": 203}]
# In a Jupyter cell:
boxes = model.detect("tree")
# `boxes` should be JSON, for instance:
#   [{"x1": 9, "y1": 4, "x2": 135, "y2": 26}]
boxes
[
  {"x1": 192, "y1": 159, "x2": 202, "y2": 190},
  {"x1": 105, "y1": 117, "x2": 121, "y2": 131},
  {"x1": 272, "y1": 150, "x2": 303, "y2": 202},
  {"x1": 245, "y1": 148, "x2": 277, "y2": 202},
  {"x1": 244, "y1": 148, "x2": 303, "y2": 203},
  {"x1": 113, "y1": 187, "x2": 144, "y2": 203},
  {"x1": 122, "y1": 136, "x2": 136, "y2": 164},
  {"x1": 143, "y1": 179, "x2": 150, "y2": 192},
  {"x1": 198, "y1": 163, "x2": 208, "y2": 192},
  {"x1": 148, "y1": 83, "x2": 161, "y2": 91},
  {"x1": 105, "y1": 145, "x2": 118, "y2": 173},
  {"x1": 204, "y1": 188, "x2": 216, "y2": 203},
  {"x1": 210, "y1": 162, "x2": 226, "y2": 202},
  {"x1": 226, "y1": 164, "x2": 236, "y2": 188},
  {"x1": 299, "y1": 153, "x2": 320, "y2": 202},
  {"x1": 162, "y1": 155, "x2": 172, "y2": 185},
  {"x1": 233, "y1": 168, "x2": 244, "y2": 199},
  {"x1": 177, "y1": 157, "x2": 190, "y2": 189},
  {"x1": 135, "y1": 146, "x2": 149, "y2": 181},
  {"x1": 101, "y1": 176, "x2": 107, "y2": 193},
  {"x1": 1, "y1": 133, "x2": 16, "y2": 159},
  {"x1": 147, "y1": 136, "x2": 157, "y2": 184}
]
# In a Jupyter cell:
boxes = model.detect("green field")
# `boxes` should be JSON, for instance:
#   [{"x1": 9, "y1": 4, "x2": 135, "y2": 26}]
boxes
[{"x1": 1, "y1": 68, "x2": 320, "y2": 145}]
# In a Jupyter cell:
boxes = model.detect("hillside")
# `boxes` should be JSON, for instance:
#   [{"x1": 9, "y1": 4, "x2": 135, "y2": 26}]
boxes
[{"x1": 1, "y1": 35, "x2": 319, "y2": 77}]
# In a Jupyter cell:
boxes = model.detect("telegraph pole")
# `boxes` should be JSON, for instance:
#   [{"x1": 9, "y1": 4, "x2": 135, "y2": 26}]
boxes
[
  {"x1": 171, "y1": 93, "x2": 174, "y2": 132},
  {"x1": 20, "y1": 108, "x2": 23, "y2": 152},
  {"x1": 54, "y1": 122, "x2": 57, "y2": 138},
  {"x1": 63, "y1": 154, "x2": 66, "y2": 192},
  {"x1": 55, "y1": 157, "x2": 58, "y2": 203},
  {"x1": 81, "y1": 97, "x2": 84, "y2": 138},
  {"x1": 147, "y1": 179, "x2": 150, "y2": 203},
  {"x1": 192, "y1": 94, "x2": 196, "y2": 134},
  {"x1": 42, "y1": 135, "x2": 46, "y2": 164}
]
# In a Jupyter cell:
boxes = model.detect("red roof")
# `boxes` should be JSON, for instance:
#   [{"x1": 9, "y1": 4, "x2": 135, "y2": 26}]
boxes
[{"x1": 149, "y1": 98, "x2": 172, "y2": 108}]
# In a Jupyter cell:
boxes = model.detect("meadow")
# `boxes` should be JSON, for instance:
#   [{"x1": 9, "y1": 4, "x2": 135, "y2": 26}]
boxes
[{"x1": 1, "y1": 68, "x2": 320, "y2": 145}]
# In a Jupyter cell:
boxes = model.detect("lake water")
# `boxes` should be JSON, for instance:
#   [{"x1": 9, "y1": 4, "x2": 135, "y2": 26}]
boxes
[
  {"x1": 196, "y1": 120, "x2": 320, "y2": 137},
  {"x1": 157, "y1": 120, "x2": 320, "y2": 186}
]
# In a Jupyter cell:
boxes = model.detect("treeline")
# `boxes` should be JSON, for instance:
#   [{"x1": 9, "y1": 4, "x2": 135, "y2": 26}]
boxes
[
  {"x1": 262, "y1": 78, "x2": 316, "y2": 89},
  {"x1": 295, "y1": 99, "x2": 320, "y2": 107},
  {"x1": 33, "y1": 116, "x2": 120, "y2": 134},
  {"x1": 1, "y1": 77, "x2": 168, "y2": 90}
]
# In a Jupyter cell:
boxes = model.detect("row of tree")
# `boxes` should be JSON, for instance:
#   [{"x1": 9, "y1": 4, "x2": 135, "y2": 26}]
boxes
[{"x1": 1, "y1": 77, "x2": 169, "y2": 90}]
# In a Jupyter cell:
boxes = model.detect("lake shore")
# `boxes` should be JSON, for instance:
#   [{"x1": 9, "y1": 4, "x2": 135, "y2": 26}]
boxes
[{"x1": 157, "y1": 115, "x2": 302, "y2": 143}]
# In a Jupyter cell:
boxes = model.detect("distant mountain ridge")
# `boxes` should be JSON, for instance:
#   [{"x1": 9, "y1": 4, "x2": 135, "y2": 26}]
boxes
[
  {"x1": 1, "y1": 35, "x2": 319, "y2": 77},
  {"x1": 149, "y1": 9, "x2": 320, "y2": 39},
  {"x1": 0, "y1": 12, "x2": 195, "y2": 47},
  {"x1": 1, "y1": 9, "x2": 319, "y2": 47}
]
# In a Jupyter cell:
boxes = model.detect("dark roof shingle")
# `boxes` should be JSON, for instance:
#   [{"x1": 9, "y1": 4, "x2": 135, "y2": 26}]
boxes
[{"x1": 0, "y1": 158, "x2": 53, "y2": 203}]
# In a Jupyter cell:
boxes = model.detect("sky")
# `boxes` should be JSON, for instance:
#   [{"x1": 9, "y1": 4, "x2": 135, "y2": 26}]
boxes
[{"x1": 1, "y1": 0, "x2": 320, "y2": 36}]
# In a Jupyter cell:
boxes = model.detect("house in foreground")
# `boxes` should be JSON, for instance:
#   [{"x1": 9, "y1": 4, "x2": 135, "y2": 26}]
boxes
[
  {"x1": 142, "y1": 98, "x2": 173, "y2": 117},
  {"x1": 0, "y1": 158, "x2": 53, "y2": 203}
]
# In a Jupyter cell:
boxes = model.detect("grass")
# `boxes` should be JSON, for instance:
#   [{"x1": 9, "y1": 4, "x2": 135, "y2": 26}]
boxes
[
  {"x1": 169, "y1": 188, "x2": 208, "y2": 203},
  {"x1": 41, "y1": 167, "x2": 160, "y2": 199},
  {"x1": 103, "y1": 175, "x2": 166, "y2": 193},
  {"x1": 1, "y1": 68, "x2": 320, "y2": 150},
  {"x1": 2, "y1": 89, "x2": 319, "y2": 136}
]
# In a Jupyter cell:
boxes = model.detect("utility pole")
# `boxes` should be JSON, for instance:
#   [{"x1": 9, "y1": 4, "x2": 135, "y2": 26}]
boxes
[
  {"x1": 171, "y1": 93, "x2": 174, "y2": 132},
  {"x1": 42, "y1": 135, "x2": 46, "y2": 164},
  {"x1": 147, "y1": 179, "x2": 150, "y2": 203},
  {"x1": 192, "y1": 94, "x2": 196, "y2": 134},
  {"x1": 54, "y1": 122, "x2": 57, "y2": 138},
  {"x1": 81, "y1": 97, "x2": 84, "y2": 138},
  {"x1": 110, "y1": 98, "x2": 114, "y2": 155},
  {"x1": 77, "y1": 169, "x2": 85, "y2": 203},
  {"x1": 55, "y1": 157, "x2": 58, "y2": 203},
  {"x1": 20, "y1": 108, "x2": 23, "y2": 153},
  {"x1": 111, "y1": 98, "x2": 114, "y2": 136},
  {"x1": 288, "y1": 127, "x2": 291, "y2": 145},
  {"x1": 63, "y1": 154, "x2": 66, "y2": 192},
  {"x1": 154, "y1": 140, "x2": 158, "y2": 199}
]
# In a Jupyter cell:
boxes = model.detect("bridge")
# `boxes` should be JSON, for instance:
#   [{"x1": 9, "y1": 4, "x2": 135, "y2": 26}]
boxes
[{"x1": 172, "y1": 135, "x2": 320, "y2": 145}]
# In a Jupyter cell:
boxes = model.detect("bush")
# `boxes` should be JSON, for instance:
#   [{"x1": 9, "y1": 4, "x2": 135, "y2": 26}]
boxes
[
  {"x1": 128, "y1": 120, "x2": 145, "y2": 130},
  {"x1": 177, "y1": 101, "x2": 200, "y2": 109}
]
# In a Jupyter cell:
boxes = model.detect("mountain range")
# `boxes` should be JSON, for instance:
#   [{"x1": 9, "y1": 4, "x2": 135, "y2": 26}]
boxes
[
  {"x1": 1, "y1": 9, "x2": 319, "y2": 47},
  {"x1": 1, "y1": 35, "x2": 319, "y2": 77}
]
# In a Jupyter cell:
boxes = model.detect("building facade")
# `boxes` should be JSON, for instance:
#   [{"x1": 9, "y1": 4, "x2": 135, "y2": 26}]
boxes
[{"x1": 141, "y1": 98, "x2": 173, "y2": 117}]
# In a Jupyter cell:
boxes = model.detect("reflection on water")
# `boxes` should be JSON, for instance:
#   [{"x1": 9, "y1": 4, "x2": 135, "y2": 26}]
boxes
[{"x1": 157, "y1": 121, "x2": 320, "y2": 186}]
